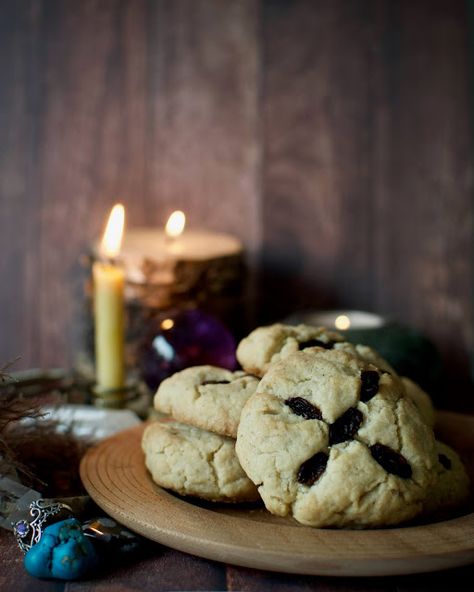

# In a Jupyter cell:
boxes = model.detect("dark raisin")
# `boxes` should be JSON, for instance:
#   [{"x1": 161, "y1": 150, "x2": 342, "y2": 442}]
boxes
[
  {"x1": 298, "y1": 339, "x2": 334, "y2": 350},
  {"x1": 201, "y1": 380, "x2": 231, "y2": 386},
  {"x1": 370, "y1": 443, "x2": 412, "y2": 479},
  {"x1": 329, "y1": 407, "x2": 363, "y2": 445},
  {"x1": 438, "y1": 453, "x2": 452, "y2": 470},
  {"x1": 360, "y1": 370, "x2": 380, "y2": 402},
  {"x1": 297, "y1": 452, "x2": 329, "y2": 485},
  {"x1": 285, "y1": 397, "x2": 322, "y2": 420}
]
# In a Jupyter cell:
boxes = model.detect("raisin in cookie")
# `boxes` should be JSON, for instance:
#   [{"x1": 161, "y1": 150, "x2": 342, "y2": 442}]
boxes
[
  {"x1": 422, "y1": 441, "x2": 470, "y2": 517},
  {"x1": 330, "y1": 347, "x2": 434, "y2": 426},
  {"x1": 142, "y1": 419, "x2": 259, "y2": 502},
  {"x1": 236, "y1": 348, "x2": 437, "y2": 528},
  {"x1": 236, "y1": 323, "x2": 398, "y2": 378},
  {"x1": 154, "y1": 366, "x2": 259, "y2": 438}
]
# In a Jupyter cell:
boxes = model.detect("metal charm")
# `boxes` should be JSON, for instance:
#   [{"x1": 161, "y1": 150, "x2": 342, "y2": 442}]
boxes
[{"x1": 13, "y1": 499, "x2": 72, "y2": 553}]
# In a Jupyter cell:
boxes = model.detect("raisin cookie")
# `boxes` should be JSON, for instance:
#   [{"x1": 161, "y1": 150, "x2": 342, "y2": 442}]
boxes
[
  {"x1": 236, "y1": 349, "x2": 438, "y2": 528},
  {"x1": 422, "y1": 441, "x2": 470, "y2": 517},
  {"x1": 236, "y1": 324, "x2": 345, "y2": 377},
  {"x1": 142, "y1": 419, "x2": 259, "y2": 502},
  {"x1": 236, "y1": 323, "x2": 397, "y2": 378},
  {"x1": 154, "y1": 366, "x2": 259, "y2": 438}
]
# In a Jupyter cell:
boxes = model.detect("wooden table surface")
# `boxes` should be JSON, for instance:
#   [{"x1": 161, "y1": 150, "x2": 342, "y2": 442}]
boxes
[{"x1": 1, "y1": 527, "x2": 474, "y2": 591}]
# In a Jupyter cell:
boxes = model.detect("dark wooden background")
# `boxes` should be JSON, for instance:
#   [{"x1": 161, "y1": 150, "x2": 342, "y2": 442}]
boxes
[
  {"x1": 0, "y1": 0, "x2": 472, "y2": 388},
  {"x1": 0, "y1": 2, "x2": 473, "y2": 588}
]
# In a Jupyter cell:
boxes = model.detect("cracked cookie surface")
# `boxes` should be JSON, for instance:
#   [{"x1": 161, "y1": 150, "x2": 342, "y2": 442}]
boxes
[
  {"x1": 142, "y1": 419, "x2": 259, "y2": 502},
  {"x1": 401, "y1": 377, "x2": 435, "y2": 428},
  {"x1": 235, "y1": 349, "x2": 438, "y2": 527},
  {"x1": 236, "y1": 323, "x2": 398, "y2": 378},
  {"x1": 154, "y1": 366, "x2": 260, "y2": 438},
  {"x1": 236, "y1": 324, "x2": 345, "y2": 377}
]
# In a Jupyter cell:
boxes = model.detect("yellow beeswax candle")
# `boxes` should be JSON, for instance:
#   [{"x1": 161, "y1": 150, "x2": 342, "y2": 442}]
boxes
[{"x1": 94, "y1": 204, "x2": 126, "y2": 391}]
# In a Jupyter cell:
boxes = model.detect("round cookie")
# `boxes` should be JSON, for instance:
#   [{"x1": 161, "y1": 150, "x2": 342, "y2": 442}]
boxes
[
  {"x1": 236, "y1": 348, "x2": 438, "y2": 528},
  {"x1": 402, "y1": 377, "x2": 435, "y2": 428},
  {"x1": 422, "y1": 441, "x2": 470, "y2": 517},
  {"x1": 236, "y1": 324, "x2": 345, "y2": 377},
  {"x1": 236, "y1": 323, "x2": 397, "y2": 379},
  {"x1": 142, "y1": 419, "x2": 259, "y2": 502},
  {"x1": 154, "y1": 366, "x2": 260, "y2": 438}
]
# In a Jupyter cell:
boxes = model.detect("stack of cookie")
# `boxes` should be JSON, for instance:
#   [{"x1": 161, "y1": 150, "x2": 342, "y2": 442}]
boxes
[
  {"x1": 142, "y1": 366, "x2": 261, "y2": 503},
  {"x1": 142, "y1": 323, "x2": 470, "y2": 527}
]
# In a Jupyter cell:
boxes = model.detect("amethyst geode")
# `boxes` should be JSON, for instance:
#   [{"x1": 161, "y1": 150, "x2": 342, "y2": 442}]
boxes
[{"x1": 140, "y1": 309, "x2": 237, "y2": 391}]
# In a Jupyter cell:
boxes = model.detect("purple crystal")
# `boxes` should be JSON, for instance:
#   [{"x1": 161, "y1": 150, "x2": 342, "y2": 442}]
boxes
[
  {"x1": 15, "y1": 520, "x2": 29, "y2": 537},
  {"x1": 140, "y1": 309, "x2": 237, "y2": 391}
]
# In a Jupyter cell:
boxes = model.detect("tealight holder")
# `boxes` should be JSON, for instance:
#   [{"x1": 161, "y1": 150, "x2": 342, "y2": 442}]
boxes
[{"x1": 285, "y1": 309, "x2": 387, "y2": 331}]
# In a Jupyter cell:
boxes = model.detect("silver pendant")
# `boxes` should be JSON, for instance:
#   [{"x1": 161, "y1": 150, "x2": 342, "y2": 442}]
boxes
[{"x1": 12, "y1": 498, "x2": 73, "y2": 554}]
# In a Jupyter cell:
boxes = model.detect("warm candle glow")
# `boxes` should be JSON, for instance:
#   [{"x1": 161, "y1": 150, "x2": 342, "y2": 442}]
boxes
[
  {"x1": 101, "y1": 204, "x2": 125, "y2": 258},
  {"x1": 335, "y1": 314, "x2": 351, "y2": 330},
  {"x1": 160, "y1": 318, "x2": 175, "y2": 330},
  {"x1": 165, "y1": 210, "x2": 186, "y2": 239}
]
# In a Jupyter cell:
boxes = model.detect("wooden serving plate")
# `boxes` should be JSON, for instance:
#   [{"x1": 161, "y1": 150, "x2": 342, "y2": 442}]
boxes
[{"x1": 80, "y1": 410, "x2": 474, "y2": 577}]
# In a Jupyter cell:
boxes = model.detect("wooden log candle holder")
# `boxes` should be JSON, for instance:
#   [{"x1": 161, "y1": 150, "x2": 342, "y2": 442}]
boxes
[{"x1": 122, "y1": 228, "x2": 244, "y2": 313}]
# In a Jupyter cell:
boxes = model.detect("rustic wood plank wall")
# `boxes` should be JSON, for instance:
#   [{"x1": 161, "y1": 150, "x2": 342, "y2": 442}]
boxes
[
  {"x1": 260, "y1": 0, "x2": 473, "y2": 380},
  {"x1": 0, "y1": 0, "x2": 472, "y2": 387}
]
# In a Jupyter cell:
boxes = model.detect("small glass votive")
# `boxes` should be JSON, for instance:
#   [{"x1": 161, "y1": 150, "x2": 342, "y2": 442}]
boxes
[{"x1": 285, "y1": 309, "x2": 386, "y2": 331}]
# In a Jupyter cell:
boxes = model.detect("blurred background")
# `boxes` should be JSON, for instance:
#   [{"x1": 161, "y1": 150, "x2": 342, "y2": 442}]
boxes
[{"x1": 0, "y1": 0, "x2": 472, "y2": 395}]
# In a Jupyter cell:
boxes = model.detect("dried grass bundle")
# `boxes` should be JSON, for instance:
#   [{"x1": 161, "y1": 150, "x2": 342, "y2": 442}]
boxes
[{"x1": 0, "y1": 368, "x2": 89, "y2": 497}]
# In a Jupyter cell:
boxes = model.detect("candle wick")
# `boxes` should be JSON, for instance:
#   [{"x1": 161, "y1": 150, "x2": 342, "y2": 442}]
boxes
[
  {"x1": 165, "y1": 234, "x2": 181, "y2": 255},
  {"x1": 99, "y1": 252, "x2": 121, "y2": 266}
]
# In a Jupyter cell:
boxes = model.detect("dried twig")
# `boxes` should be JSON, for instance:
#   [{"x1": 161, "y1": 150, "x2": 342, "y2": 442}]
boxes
[{"x1": 0, "y1": 368, "x2": 90, "y2": 496}]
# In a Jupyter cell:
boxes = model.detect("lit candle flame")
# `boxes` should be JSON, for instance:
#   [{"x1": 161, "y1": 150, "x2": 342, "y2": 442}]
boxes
[
  {"x1": 335, "y1": 314, "x2": 351, "y2": 331},
  {"x1": 165, "y1": 210, "x2": 186, "y2": 239},
  {"x1": 101, "y1": 203, "x2": 125, "y2": 259}
]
